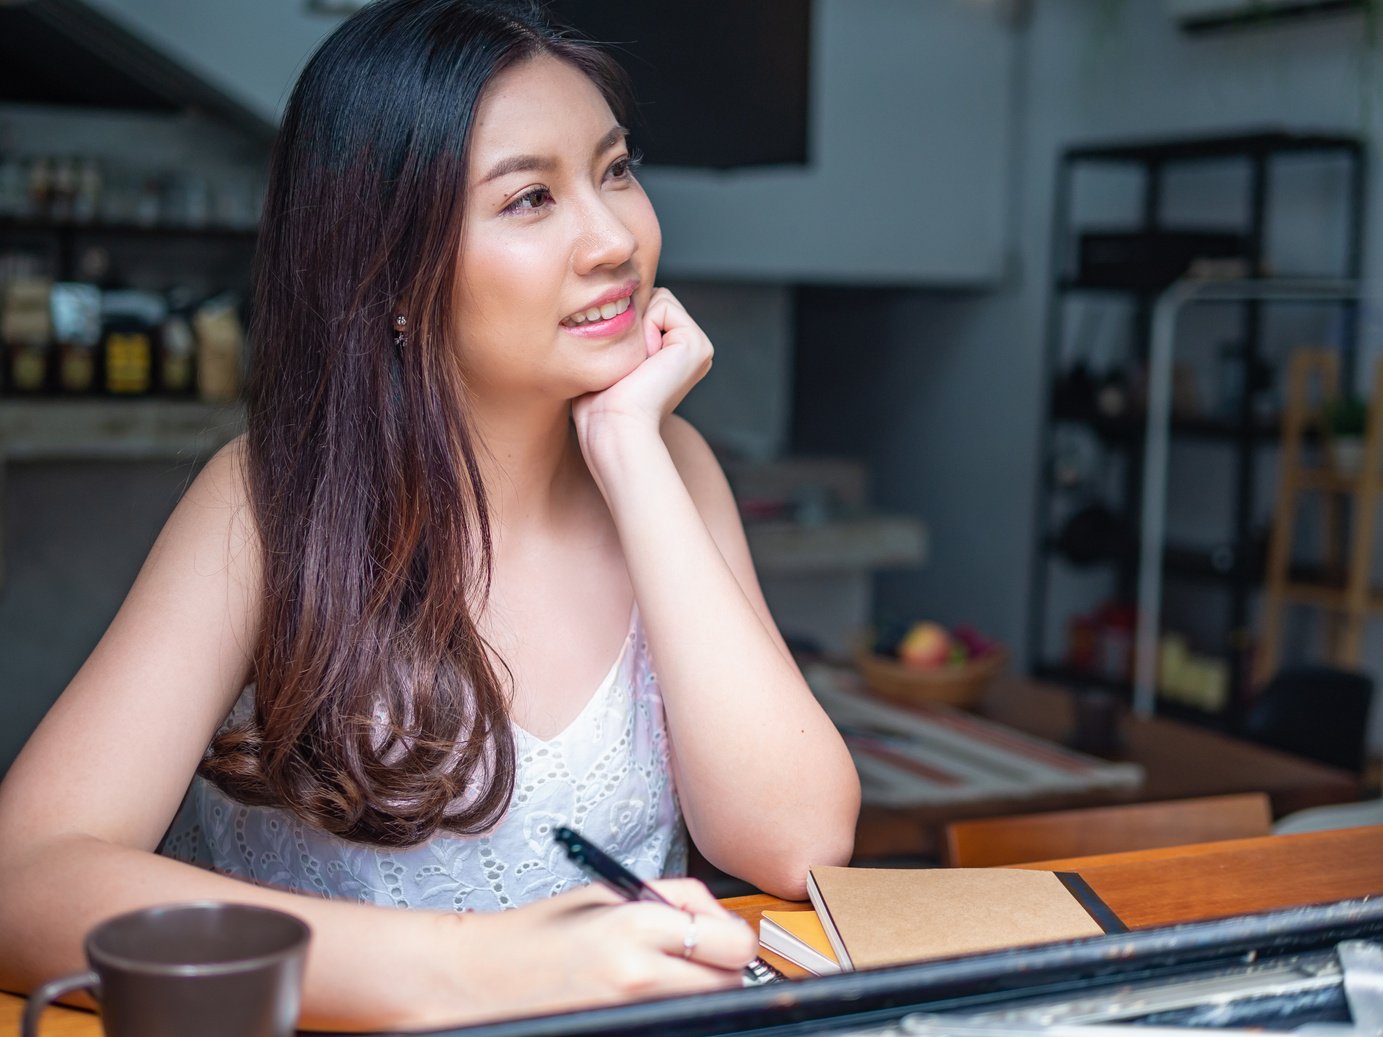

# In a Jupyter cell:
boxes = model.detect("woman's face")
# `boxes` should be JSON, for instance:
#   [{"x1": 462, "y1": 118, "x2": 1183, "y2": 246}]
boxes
[{"x1": 453, "y1": 54, "x2": 661, "y2": 401}]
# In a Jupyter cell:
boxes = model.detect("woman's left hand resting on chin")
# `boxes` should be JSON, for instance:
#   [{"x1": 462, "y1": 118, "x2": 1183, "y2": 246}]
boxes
[
  {"x1": 571, "y1": 286, "x2": 712, "y2": 446},
  {"x1": 574, "y1": 288, "x2": 862, "y2": 901}
]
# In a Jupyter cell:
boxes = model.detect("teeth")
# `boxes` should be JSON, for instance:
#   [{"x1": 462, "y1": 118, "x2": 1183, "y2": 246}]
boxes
[{"x1": 564, "y1": 294, "x2": 631, "y2": 326}]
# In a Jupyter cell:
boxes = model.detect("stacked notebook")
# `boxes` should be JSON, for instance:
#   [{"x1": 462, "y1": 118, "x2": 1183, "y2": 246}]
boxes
[
  {"x1": 758, "y1": 909, "x2": 842, "y2": 974},
  {"x1": 760, "y1": 866, "x2": 1123, "y2": 974}
]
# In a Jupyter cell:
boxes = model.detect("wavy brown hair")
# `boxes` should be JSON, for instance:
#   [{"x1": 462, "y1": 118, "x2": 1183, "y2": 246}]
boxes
[{"x1": 201, "y1": 0, "x2": 635, "y2": 846}]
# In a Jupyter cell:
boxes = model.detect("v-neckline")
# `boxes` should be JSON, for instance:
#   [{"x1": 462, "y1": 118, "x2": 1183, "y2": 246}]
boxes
[{"x1": 512, "y1": 604, "x2": 639, "y2": 745}]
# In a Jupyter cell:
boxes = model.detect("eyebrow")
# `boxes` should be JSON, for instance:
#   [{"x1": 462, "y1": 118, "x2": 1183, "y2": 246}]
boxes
[{"x1": 479, "y1": 125, "x2": 629, "y2": 185}]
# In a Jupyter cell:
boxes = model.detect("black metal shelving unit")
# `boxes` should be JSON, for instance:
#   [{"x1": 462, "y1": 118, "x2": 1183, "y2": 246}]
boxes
[{"x1": 1027, "y1": 129, "x2": 1366, "y2": 728}]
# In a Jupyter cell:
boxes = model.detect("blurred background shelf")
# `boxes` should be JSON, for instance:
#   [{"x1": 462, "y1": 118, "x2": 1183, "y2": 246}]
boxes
[
  {"x1": 727, "y1": 456, "x2": 928, "y2": 656},
  {"x1": 0, "y1": 398, "x2": 242, "y2": 460},
  {"x1": 744, "y1": 514, "x2": 927, "y2": 574}
]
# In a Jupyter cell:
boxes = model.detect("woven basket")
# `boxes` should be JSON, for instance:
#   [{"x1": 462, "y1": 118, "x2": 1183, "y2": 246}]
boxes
[{"x1": 853, "y1": 646, "x2": 1008, "y2": 710}]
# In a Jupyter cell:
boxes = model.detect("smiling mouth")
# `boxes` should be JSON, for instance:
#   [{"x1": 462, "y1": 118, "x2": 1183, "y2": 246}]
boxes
[{"x1": 561, "y1": 294, "x2": 632, "y2": 327}]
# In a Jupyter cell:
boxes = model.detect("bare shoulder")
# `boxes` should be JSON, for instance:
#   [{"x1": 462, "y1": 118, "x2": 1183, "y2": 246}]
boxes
[
  {"x1": 164, "y1": 435, "x2": 259, "y2": 568},
  {"x1": 187, "y1": 434, "x2": 251, "y2": 511},
  {"x1": 119, "y1": 434, "x2": 263, "y2": 629}
]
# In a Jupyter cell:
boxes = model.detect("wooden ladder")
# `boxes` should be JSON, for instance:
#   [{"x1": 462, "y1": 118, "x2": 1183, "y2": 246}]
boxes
[{"x1": 1257, "y1": 347, "x2": 1383, "y2": 684}]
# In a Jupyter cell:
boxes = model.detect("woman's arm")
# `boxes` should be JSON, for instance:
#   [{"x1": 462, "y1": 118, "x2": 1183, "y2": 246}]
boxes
[
  {"x1": 573, "y1": 289, "x2": 861, "y2": 901},
  {"x1": 0, "y1": 441, "x2": 753, "y2": 1031}
]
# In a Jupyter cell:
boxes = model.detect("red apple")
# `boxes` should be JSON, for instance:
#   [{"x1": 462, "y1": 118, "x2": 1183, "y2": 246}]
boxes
[{"x1": 898, "y1": 621, "x2": 953, "y2": 669}]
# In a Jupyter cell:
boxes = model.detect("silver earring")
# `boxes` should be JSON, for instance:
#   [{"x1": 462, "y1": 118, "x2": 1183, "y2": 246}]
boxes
[{"x1": 393, "y1": 314, "x2": 408, "y2": 349}]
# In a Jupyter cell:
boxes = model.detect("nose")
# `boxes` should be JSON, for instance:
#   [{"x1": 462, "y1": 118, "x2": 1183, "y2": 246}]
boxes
[{"x1": 571, "y1": 192, "x2": 637, "y2": 274}]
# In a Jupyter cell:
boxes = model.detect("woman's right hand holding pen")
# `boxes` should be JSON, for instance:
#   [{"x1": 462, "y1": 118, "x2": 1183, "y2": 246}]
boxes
[{"x1": 421, "y1": 881, "x2": 756, "y2": 1025}]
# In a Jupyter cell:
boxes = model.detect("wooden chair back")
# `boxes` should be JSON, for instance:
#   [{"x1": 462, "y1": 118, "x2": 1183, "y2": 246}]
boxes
[{"x1": 941, "y1": 792, "x2": 1274, "y2": 868}]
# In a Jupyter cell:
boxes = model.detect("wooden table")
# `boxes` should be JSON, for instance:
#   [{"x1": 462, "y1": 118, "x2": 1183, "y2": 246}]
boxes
[
  {"x1": 2, "y1": 991, "x2": 91, "y2": 1037},
  {"x1": 852, "y1": 674, "x2": 1364, "y2": 860},
  {"x1": 729, "y1": 823, "x2": 1383, "y2": 979},
  {"x1": 7, "y1": 826, "x2": 1382, "y2": 1032}
]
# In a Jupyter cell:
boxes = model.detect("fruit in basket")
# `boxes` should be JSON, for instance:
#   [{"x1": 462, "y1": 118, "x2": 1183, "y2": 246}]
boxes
[
  {"x1": 898, "y1": 621, "x2": 954, "y2": 669},
  {"x1": 951, "y1": 623, "x2": 998, "y2": 660},
  {"x1": 860, "y1": 619, "x2": 1006, "y2": 707},
  {"x1": 879, "y1": 619, "x2": 1002, "y2": 668}
]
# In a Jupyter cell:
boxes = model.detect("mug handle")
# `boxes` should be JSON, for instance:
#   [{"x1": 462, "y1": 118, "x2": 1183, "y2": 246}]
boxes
[{"x1": 21, "y1": 970, "x2": 100, "y2": 1037}]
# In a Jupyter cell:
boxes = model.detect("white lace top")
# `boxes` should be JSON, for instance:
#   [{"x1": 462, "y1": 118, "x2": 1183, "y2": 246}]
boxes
[{"x1": 160, "y1": 607, "x2": 686, "y2": 911}]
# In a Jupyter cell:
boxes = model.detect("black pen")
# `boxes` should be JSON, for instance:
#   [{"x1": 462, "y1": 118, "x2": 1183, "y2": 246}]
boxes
[{"x1": 553, "y1": 824, "x2": 783, "y2": 985}]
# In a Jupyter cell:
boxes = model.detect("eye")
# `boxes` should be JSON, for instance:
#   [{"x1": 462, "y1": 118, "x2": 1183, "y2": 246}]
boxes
[
  {"x1": 503, "y1": 186, "x2": 553, "y2": 215},
  {"x1": 606, "y1": 151, "x2": 643, "y2": 182}
]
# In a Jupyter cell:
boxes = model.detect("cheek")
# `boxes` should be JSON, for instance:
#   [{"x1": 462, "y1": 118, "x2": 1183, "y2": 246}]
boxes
[
  {"x1": 455, "y1": 236, "x2": 563, "y2": 333},
  {"x1": 631, "y1": 193, "x2": 662, "y2": 271}
]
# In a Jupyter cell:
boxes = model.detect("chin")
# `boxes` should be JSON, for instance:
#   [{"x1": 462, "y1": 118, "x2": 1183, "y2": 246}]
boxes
[{"x1": 573, "y1": 341, "x2": 647, "y2": 394}]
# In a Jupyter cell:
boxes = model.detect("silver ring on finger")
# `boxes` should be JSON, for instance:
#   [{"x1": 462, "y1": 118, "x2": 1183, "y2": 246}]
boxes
[{"x1": 682, "y1": 911, "x2": 698, "y2": 960}]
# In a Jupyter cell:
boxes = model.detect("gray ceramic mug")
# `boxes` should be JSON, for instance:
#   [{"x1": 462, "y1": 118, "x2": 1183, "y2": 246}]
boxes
[{"x1": 22, "y1": 901, "x2": 311, "y2": 1037}]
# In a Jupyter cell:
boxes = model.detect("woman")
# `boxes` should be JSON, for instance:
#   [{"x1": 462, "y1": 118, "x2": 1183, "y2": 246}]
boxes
[{"x1": 0, "y1": 0, "x2": 860, "y2": 1029}]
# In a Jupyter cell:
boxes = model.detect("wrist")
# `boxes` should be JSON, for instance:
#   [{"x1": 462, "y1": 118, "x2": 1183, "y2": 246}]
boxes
[
  {"x1": 393, "y1": 908, "x2": 509, "y2": 1028},
  {"x1": 578, "y1": 414, "x2": 672, "y2": 488}
]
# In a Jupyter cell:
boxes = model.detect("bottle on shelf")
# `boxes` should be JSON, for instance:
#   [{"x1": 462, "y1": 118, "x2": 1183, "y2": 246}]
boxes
[
  {"x1": 26, "y1": 156, "x2": 52, "y2": 220},
  {"x1": 159, "y1": 311, "x2": 197, "y2": 397},
  {"x1": 48, "y1": 157, "x2": 77, "y2": 223},
  {"x1": 51, "y1": 282, "x2": 102, "y2": 395},
  {"x1": 192, "y1": 294, "x2": 244, "y2": 403},
  {"x1": 72, "y1": 158, "x2": 103, "y2": 224},
  {"x1": 1, "y1": 277, "x2": 54, "y2": 395},
  {"x1": 99, "y1": 290, "x2": 166, "y2": 397}
]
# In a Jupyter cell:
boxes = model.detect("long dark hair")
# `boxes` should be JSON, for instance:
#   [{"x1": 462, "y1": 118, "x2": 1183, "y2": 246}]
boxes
[{"x1": 201, "y1": 0, "x2": 635, "y2": 846}]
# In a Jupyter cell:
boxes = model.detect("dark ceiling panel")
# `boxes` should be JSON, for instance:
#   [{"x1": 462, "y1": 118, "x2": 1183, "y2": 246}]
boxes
[
  {"x1": 0, "y1": 0, "x2": 274, "y2": 145},
  {"x1": 0, "y1": 4, "x2": 180, "y2": 110}
]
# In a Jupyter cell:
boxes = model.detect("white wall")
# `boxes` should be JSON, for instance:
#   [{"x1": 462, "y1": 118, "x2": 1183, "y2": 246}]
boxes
[
  {"x1": 81, "y1": 0, "x2": 336, "y2": 121},
  {"x1": 643, "y1": 0, "x2": 1015, "y2": 285}
]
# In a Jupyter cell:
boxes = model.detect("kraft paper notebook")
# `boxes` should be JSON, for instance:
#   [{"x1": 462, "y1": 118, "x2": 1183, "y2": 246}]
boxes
[{"x1": 804, "y1": 866, "x2": 1124, "y2": 971}]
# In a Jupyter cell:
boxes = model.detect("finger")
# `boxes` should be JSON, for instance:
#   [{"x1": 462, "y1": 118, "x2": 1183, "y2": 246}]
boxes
[
  {"x1": 525, "y1": 881, "x2": 626, "y2": 921},
  {"x1": 646, "y1": 877, "x2": 734, "y2": 918},
  {"x1": 643, "y1": 309, "x2": 663, "y2": 357},
  {"x1": 645, "y1": 288, "x2": 688, "y2": 329},
  {"x1": 629, "y1": 954, "x2": 748, "y2": 997},
  {"x1": 643, "y1": 289, "x2": 681, "y2": 356},
  {"x1": 655, "y1": 904, "x2": 757, "y2": 972},
  {"x1": 607, "y1": 900, "x2": 754, "y2": 973}
]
